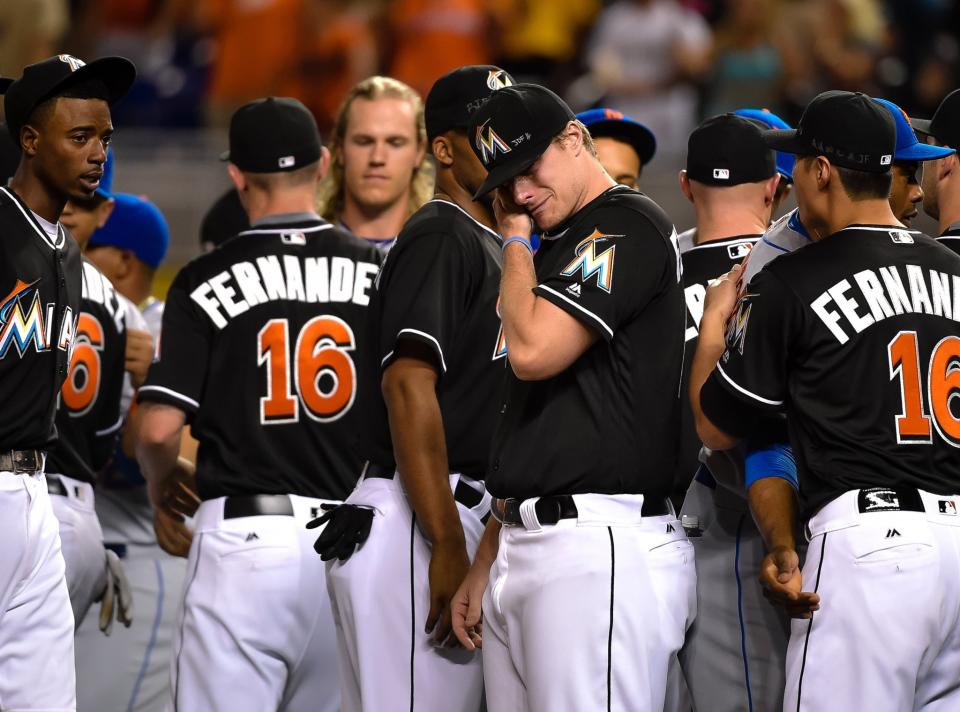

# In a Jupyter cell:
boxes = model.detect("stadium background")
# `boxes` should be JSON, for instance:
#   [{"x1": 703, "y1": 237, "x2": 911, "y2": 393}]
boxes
[{"x1": 1, "y1": 0, "x2": 957, "y2": 296}]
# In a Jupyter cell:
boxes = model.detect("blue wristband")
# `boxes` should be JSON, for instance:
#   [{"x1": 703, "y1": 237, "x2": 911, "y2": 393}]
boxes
[
  {"x1": 502, "y1": 235, "x2": 533, "y2": 255},
  {"x1": 745, "y1": 442, "x2": 798, "y2": 490}
]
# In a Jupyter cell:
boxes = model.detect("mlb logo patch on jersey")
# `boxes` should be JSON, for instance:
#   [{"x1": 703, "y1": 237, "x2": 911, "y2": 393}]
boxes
[
  {"x1": 939, "y1": 500, "x2": 958, "y2": 516},
  {"x1": 281, "y1": 231, "x2": 306, "y2": 245},
  {"x1": 712, "y1": 169, "x2": 730, "y2": 180},
  {"x1": 727, "y1": 242, "x2": 753, "y2": 260},
  {"x1": 889, "y1": 230, "x2": 914, "y2": 244}
]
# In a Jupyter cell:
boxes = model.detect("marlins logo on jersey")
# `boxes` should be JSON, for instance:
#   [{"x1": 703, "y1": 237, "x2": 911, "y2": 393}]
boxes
[
  {"x1": 0, "y1": 279, "x2": 76, "y2": 358},
  {"x1": 724, "y1": 294, "x2": 754, "y2": 358},
  {"x1": 560, "y1": 229, "x2": 619, "y2": 293},
  {"x1": 475, "y1": 120, "x2": 512, "y2": 165}
]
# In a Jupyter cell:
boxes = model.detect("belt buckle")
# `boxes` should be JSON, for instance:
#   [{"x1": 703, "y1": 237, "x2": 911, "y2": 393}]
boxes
[
  {"x1": 492, "y1": 498, "x2": 519, "y2": 527},
  {"x1": 11, "y1": 450, "x2": 39, "y2": 474}
]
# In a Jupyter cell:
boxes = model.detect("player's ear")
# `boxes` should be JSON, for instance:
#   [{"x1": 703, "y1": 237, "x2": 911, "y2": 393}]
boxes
[
  {"x1": 431, "y1": 135, "x2": 454, "y2": 167},
  {"x1": 763, "y1": 173, "x2": 780, "y2": 207},
  {"x1": 941, "y1": 152, "x2": 957, "y2": 179},
  {"x1": 118, "y1": 249, "x2": 135, "y2": 279},
  {"x1": 678, "y1": 170, "x2": 693, "y2": 203},
  {"x1": 815, "y1": 157, "x2": 832, "y2": 191},
  {"x1": 227, "y1": 163, "x2": 246, "y2": 194},
  {"x1": 317, "y1": 146, "x2": 332, "y2": 183},
  {"x1": 97, "y1": 197, "x2": 116, "y2": 229},
  {"x1": 19, "y1": 124, "x2": 40, "y2": 157}
]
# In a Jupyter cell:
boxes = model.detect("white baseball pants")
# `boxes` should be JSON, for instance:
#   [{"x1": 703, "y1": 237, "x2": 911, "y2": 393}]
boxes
[
  {"x1": 786, "y1": 488, "x2": 960, "y2": 712},
  {"x1": 482, "y1": 493, "x2": 697, "y2": 712},
  {"x1": 0, "y1": 471, "x2": 76, "y2": 711},
  {"x1": 167, "y1": 494, "x2": 340, "y2": 712},
  {"x1": 325, "y1": 473, "x2": 488, "y2": 712}
]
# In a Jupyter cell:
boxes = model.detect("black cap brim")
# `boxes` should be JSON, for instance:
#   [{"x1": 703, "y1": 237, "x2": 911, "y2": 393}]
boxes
[
  {"x1": 472, "y1": 137, "x2": 550, "y2": 199},
  {"x1": 64, "y1": 57, "x2": 137, "y2": 107},
  {"x1": 762, "y1": 128, "x2": 809, "y2": 155},
  {"x1": 910, "y1": 117, "x2": 933, "y2": 136}
]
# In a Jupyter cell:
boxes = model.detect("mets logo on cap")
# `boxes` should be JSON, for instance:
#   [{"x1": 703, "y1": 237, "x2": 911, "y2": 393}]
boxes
[
  {"x1": 58, "y1": 54, "x2": 86, "y2": 72},
  {"x1": 487, "y1": 70, "x2": 513, "y2": 91},
  {"x1": 475, "y1": 119, "x2": 512, "y2": 165}
]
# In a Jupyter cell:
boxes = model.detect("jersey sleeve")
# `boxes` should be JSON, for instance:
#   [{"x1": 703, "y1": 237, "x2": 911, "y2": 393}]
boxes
[
  {"x1": 701, "y1": 267, "x2": 800, "y2": 431},
  {"x1": 138, "y1": 269, "x2": 212, "y2": 417},
  {"x1": 534, "y1": 216, "x2": 680, "y2": 341},
  {"x1": 376, "y1": 230, "x2": 470, "y2": 374}
]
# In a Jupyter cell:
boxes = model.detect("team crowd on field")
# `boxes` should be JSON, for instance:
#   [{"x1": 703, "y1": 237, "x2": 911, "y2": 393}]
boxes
[{"x1": 0, "y1": 41, "x2": 959, "y2": 712}]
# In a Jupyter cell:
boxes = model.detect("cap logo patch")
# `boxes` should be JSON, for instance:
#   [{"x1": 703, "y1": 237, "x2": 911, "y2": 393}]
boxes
[
  {"x1": 487, "y1": 70, "x2": 513, "y2": 91},
  {"x1": 880, "y1": 154, "x2": 892, "y2": 165},
  {"x1": 604, "y1": 109, "x2": 624, "y2": 120},
  {"x1": 475, "y1": 119, "x2": 512, "y2": 165},
  {"x1": 559, "y1": 228, "x2": 619, "y2": 293},
  {"x1": 278, "y1": 156, "x2": 295, "y2": 168},
  {"x1": 713, "y1": 168, "x2": 730, "y2": 180},
  {"x1": 58, "y1": 55, "x2": 86, "y2": 72}
]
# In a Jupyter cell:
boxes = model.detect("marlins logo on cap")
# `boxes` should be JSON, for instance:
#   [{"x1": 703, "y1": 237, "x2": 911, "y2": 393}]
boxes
[
  {"x1": 475, "y1": 119, "x2": 512, "y2": 165},
  {"x1": 58, "y1": 54, "x2": 86, "y2": 72},
  {"x1": 487, "y1": 70, "x2": 513, "y2": 91}
]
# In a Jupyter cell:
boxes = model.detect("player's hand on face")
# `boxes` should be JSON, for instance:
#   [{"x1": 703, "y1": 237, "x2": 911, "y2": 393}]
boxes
[
  {"x1": 307, "y1": 503, "x2": 375, "y2": 562},
  {"x1": 702, "y1": 263, "x2": 744, "y2": 327},
  {"x1": 425, "y1": 540, "x2": 472, "y2": 648},
  {"x1": 451, "y1": 562, "x2": 490, "y2": 652},
  {"x1": 759, "y1": 545, "x2": 820, "y2": 619},
  {"x1": 154, "y1": 505, "x2": 193, "y2": 558},
  {"x1": 125, "y1": 328, "x2": 154, "y2": 388},
  {"x1": 493, "y1": 187, "x2": 534, "y2": 240}
]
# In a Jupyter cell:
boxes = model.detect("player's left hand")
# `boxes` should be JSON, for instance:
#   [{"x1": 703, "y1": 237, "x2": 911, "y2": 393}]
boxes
[
  {"x1": 702, "y1": 262, "x2": 744, "y2": 327},
  {"x1": 307, "y1": 503, "x2": 375, "y2": 562},
  {"x1": 125, "y1": 328, "x2": 154, "y2": 388},
  {"x1": 154, "y1": 506, "x2": 193, "y2": 558},
  {"x1": 493, "y1": 187, "x2": 534, "y2": 241},
  {"x1": 425, "y1": 541, "x2": 471, "y2": 648},
  {"x1": 759, "y1": 545, "x2": 820, "y2": 619},
  {"x1": 98, "y1": 548, "x2": 134, "y2": 636}
]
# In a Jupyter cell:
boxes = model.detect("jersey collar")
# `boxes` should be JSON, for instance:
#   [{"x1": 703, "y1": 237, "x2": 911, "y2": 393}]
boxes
[
  {"x1": 0, "y1": 186, "x2": 67, "y2": 250},
  {"x1": 427, "y1": 198, "x2": 502, "y2": 243},
  {"x1": 540, "y1": 184, "x2": 633, "y2": 242}
]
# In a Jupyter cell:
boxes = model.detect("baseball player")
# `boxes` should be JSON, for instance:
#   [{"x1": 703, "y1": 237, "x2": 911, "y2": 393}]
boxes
[
  {"x1": 692, "y1": 90, "x2": 960, "y2": 711},
  {"x1": 575, "y1": 107, "x2": 656, "y2": 189},
  {"x1": 912, "y1": 88, "x2": 960, "y2": 255},
  {"x1": 321, "y1": 64, "x2": 512, "y2": 712},
  {"x1": 672, "y1": 113, "x2": 787, "y2": 712},
  {"x1": 75, "y1": 192, "x2": 186, "y2": 712},
  {"x1": 452, "y1": 84, "x2": 694, "y2": 712},
  {"x1": 136, "y1": 96, "x2": 382, "y2": 712},
  {"x1": 0, "y1": 52, "x2": 135, "y2": 710},
  {"x1": 317, "y1": 75, "x2": 432, "y2": 251},
  {"x1": 200, "y1": 188, "x2": 249, "y2": 252}
]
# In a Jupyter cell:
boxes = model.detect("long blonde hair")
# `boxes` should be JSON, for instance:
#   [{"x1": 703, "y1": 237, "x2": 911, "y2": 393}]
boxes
[{"x1": 317, "y1": 76, "x2": 433, "y2": 223}]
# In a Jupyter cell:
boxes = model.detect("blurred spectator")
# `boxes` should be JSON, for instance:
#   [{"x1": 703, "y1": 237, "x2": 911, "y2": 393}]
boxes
[
  {"x1": 702, "y1": 0, "x2": 785, "y2": 117},
  {"x1": 0, "y1": 0, "x2": 68, "y2": 79},
  {"x1": 586, "y1": 0, "x2": 712, "y2": 157},
  {"x1": 296, "y1": 0, "x2": 378, "y2": 135},
  {"x1": 383, "y1": 0, "x2": 494, "y2": 99},
  {"x1": 488, "y1": 0, "x2": 601, "y2": 85}
]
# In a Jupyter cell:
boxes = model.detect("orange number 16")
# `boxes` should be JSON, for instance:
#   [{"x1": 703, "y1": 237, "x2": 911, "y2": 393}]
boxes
[
  {"x1": 888, "y1": 331, "x2": 960, "y2": 447},
  {"x1": 257, "y1": 316, "x2": 357, "y2": 425}
]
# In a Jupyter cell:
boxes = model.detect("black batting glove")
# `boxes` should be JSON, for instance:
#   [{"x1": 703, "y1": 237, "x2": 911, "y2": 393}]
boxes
[{"x1": 306, "y1": 503, "x2": 375, "y2": 562}]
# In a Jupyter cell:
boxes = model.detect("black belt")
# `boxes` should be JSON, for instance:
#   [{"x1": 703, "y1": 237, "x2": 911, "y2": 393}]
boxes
[
  {"x1": 46, "y1": 475, "x2": 69, "y2": 497},
  {"x1": 857, "y1": 487, "x2": 924, "y2": 514},
  {"x1": 223, "y1": 494, "x2": 294, "y2": 519},
  {"x1": 492, "y1": 494, "x2": 671, "y2": 527},
  {"x1": 0, "y1": 449, "x2": 43, "y2": 474},
  {"x1": 364, "y1": 462, "x2": 485, "y2": 510}
]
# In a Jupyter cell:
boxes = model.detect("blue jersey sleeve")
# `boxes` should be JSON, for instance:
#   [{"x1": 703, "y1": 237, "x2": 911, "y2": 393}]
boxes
[{"x1": 745, "y1": 441, "x2": 798, "y2": 490}]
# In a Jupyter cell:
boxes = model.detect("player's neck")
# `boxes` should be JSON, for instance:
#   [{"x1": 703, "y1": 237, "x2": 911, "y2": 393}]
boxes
[
  {"x1": 117, "y1": 273, "x2": 151, "y2": 305},
  {"x1": 9, "y1": 166, "x2": 66, "y2": 224},
  {"x1": 245, "y1": 191, "x2": 318, "y2": 225},
  {"x1": 340, "y1": 194, "x2": 407, "y2": 239},
  {"x1": 819, "y1": 197, "x2": 899, "y2": 239},
  {"x1": 937, "y1": 197, "x2": 960, "y2": 235},
  {"x1": 435, "y1": 170, "x2": 495, "y2": 231},
  {"x1": 692, "y1": 208, "x2": 767, "y2": 245}
]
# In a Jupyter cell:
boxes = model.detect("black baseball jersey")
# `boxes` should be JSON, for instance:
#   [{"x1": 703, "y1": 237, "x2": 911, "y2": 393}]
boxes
[
  {"x1": 675, "y1": 235, "x2": 760, "y2": 495},
  {"x1": 140, "y1": 216, "x2": 383, "y2": 500},
  {"x1": 47, "y1": 259, "x2": 127, "y2": 481},
  {"x1": 358, "y1": 199, "x2": 504, "y2": 479},
  {"x1": 486, "y1": 186, "x2": 685, "y2": 500},
  {"x1": 0, "y1": 187, "x2": 82, "y2": 452},
  {"x1": 939, "y1": 225, "x2": 960, "y2": 256},
  {"x1": 701, "y1": 225, "x2": 960, "y2": 518}
]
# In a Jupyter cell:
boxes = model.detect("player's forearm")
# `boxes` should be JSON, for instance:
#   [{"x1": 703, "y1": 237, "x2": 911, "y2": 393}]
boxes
[
  {"x1": 748, "y1": 476, "x2": 799, "y2": 553},
  {"x1": 499, "y1": 241, "x2": 542, "y2": 361},
  {"x1": 472, "y1": 517, "x2": 501, "y2": 569},
  {"x1": 383, "y1": 360, "x2": 465, "y2": 548},
  {"x1": 135, "y1": 403, "x2": 186, "y2": 507},
  {"x1": 691, "y1": 309, "x2": 739, "y2": 450}
]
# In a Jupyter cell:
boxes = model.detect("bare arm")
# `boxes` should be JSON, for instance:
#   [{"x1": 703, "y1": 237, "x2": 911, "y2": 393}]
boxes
[
  {"x1": 136, "y1": 402, "x2": 186, "y2": 509},
  {"x1": 451, "y1": 516, "x2": 502, "y2": 650}
]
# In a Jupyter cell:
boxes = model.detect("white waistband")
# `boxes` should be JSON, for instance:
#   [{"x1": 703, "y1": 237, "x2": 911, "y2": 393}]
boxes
[
  {"x1": 194, "y1": 494, "x2": 340, "y2": 532},
  {"x1": 808, "y1": 488, "x2": 960, "y2": 537},
  {"x1": 509, "y1": 493, "x2": 675, "y2": 532}
]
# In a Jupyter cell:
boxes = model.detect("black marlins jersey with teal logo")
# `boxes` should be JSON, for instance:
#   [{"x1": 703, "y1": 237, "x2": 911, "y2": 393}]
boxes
[
  {"x1": 487, "y1": 186, "x2": 685, "y2": 500},
  {"x1": 701, "y1": 225, "x2": 960, "y2": 517},
  {"x1": 140, "y1": 216, "x2": 383, "y2": 500},
  {"x1": 357, "y1": 199, "x2": 504, "y2": 479},
  {"x1": 47, "y1": 259, "x2": 127, "y2": 481},
  {"x1": 0, "y1": 187, "x2": 82, "y2": 452}
]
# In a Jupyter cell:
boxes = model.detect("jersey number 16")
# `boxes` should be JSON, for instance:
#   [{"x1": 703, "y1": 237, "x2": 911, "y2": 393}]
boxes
[
  {"x1": 257, "y1": 316, "x2": 357, "y2": 425},
  {"x1": 889, "y1": 331, "x2": 960, "y2": 447}
]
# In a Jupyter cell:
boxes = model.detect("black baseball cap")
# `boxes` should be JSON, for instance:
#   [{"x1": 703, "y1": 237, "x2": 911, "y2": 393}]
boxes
[
  {"x1": 686, "y1": 114, "x2": 776, "y2": 186},
  {"x1": 221, "y1": 97, "x2": 321, "y2": 173},
  {"x1": 425, "y1": 65, "x2": 515, "y2": 141},
  {"x1": 468, "y1": 83, "x2": 576, "y2": 198},
  {"x1": 763, "y1": 90, "x2": 895, "y2": 173},
  {"x1": 0, "y1": 54, "x2": 136, "y2": 141},
  {"x1": 910, "y1": 89, "x2": 960, "y2": 148}
]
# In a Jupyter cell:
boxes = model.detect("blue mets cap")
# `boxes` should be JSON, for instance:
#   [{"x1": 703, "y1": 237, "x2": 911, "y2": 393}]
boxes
[
  {"x1": 872, "y1": 97, "x2": 955, "y2": 162},
  {"x1": 734, "y1": 108, "x2": 795, "y2": 182},
  {"x1": 95, "y1": 148, "x2": 115, "y2": 199},
  {"x1": 576, "y1": 107, "x2": 656, "y2": 165},
  {"x1": 88, "y1": 192, "x2": 169, "y2": 268}
]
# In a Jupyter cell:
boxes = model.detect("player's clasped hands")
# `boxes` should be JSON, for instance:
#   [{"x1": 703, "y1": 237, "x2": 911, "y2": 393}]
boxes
[{"x1": 758, "y1": 546, "x2": 820, "y2": 619}]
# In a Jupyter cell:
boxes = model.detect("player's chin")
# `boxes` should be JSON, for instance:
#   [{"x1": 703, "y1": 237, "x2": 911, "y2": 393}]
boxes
[{"x1": 900, "y1": 212, "x2": 917, "y2": 227}]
